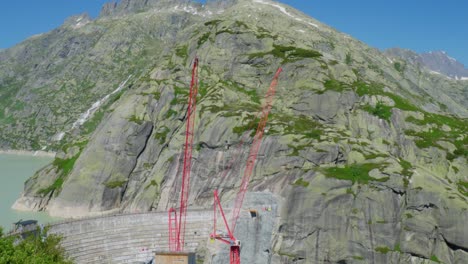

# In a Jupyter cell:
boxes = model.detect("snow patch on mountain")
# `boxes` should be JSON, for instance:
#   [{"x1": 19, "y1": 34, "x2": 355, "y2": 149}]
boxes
[
  {"x1": 253, "y1": 0, "x2": 319, "y2": 28},
  {"x1": 173, "y1": 4, "x2": 223, "y2": 17}
]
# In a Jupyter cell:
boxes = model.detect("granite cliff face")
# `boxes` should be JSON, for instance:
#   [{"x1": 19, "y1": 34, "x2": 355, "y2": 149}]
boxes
[{"x1": 3, "y1": 0, "x2": 467, "y2": 263}]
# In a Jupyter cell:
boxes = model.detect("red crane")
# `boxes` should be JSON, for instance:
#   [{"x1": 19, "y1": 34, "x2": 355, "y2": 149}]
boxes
[
  {"x1": 169, "y1": 57, "x2": 199, "y2": 252},
  {"x1": 211, "y1": 67, "x2": 282, "y2": 264}
]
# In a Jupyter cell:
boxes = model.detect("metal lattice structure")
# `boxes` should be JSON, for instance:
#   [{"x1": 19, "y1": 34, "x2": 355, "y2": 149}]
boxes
[
  {"x1": 168, "y1": 57, "x2": 199, "y2": 252},
  {"x1": 211, "y1": 67, "x2": 282, "y2": 264}
]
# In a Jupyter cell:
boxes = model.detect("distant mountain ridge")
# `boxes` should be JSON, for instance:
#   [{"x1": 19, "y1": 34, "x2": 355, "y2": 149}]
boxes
[
  {"x1": 99, "y1": 0, "x2": 237, "y2": 17},
  {"x1": 385, "y1": 48, "x2": 468, "y2": 80}
]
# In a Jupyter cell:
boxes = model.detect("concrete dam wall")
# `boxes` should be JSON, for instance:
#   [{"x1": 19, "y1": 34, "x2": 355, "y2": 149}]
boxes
[
  {"x1": 48, "y1": 210, "x2": 213, "y2": 264},
  {"x1": 46, "y1": 192, "x2": 278, "y2": 264}
]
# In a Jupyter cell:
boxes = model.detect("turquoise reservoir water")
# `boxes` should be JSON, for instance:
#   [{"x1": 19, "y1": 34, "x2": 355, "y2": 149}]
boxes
[{"x1": 0, "y1": 153, "x2": 59, "y2": 231}]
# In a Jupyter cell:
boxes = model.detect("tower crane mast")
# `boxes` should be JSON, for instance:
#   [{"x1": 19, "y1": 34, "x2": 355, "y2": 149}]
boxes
[{"x1": 168, "y1": 57, "x2": 199, "y2": 252}]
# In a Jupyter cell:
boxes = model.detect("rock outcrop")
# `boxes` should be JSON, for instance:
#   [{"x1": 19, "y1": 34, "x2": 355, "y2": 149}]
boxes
[{"x1": 4, "y1": 0, "x2": 467, "y2": 263}]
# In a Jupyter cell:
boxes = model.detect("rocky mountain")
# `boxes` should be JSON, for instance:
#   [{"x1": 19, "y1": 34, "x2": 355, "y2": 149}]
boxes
[
  {"x1": 2, "y1": 0, "x2": 467, "y2": 263},
  {"x1": 385, "y1": 48, "x2": 468, "y2": 80}
]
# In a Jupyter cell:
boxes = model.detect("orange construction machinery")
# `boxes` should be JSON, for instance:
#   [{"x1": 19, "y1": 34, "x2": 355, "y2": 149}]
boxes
[{"x1": 210, "y1": 67, "x2": 282, "y2": 264}]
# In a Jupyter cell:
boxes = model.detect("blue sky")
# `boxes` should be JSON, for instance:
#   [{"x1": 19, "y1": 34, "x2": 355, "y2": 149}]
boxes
[{"x1": 1, "y1": 0, "x2": 467, "y2": 66}]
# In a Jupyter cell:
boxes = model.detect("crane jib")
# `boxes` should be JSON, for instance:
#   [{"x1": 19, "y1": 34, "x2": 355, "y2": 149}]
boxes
[{"x1": 211, "y1": 67, "x2": 283, "y2": 264}]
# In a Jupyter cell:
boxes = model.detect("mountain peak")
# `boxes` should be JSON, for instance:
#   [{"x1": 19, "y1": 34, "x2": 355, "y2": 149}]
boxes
[
  {"x1": 99, "y1": 0, "x2": 192, "y2": 17},
  {"x1": 99, "y1": 0, "x2": 237, "y2": 17},
  {"x1": 63, "y1": 13, "x2": 91, "y2": 29},
  {"x1": 420, "y1": 50, "x2": 468, "y2": 79},
  {"x1": 386, "y1": 48, "x2": 468, "y2": 79}
]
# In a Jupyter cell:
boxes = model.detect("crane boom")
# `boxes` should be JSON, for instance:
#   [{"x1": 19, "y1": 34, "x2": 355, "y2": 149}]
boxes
[
  {"x1": 211, "y1": 67, "x2": 282, "y2": 264},
  {"x1": 230, "y1": 67, "x2": 282, "y2": 232},
  {"x1": 169, "y1": 57, "x2": 199, "y2": 252}
]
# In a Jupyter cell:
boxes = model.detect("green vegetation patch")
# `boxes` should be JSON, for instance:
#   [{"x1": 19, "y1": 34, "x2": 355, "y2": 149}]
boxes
[
  {"x1": 104, "y1": 180, "x2": 127, "y2": 189},
  {"x1": 323, "y1": 163, "x2": 389, "y2": 184},
  {"x1": 375, "y1": 246, "x2": 391, "y2": 254},
  {"x1": 128, "y1": 114, "x2": 144, "y2": 125},
  {"x1": 53, "y1": 155, "x2": 79, "y2": 177},
  {"x1": 394, "y1": 62, "x2": 405, "y2": 73},
  {"x1": 144, "y1": 91, "x2": 161, "y2": 100},
  {"x1": 430, "y1": 255, "x2": 441, "y2": 263},
  {"x1": 354, "y1": 81, "x2": 419, "y2": 112},
  {"x1": 388, "y1": 94, "x2": 420, "y2": 112},
  {"x1": 175, "y1": 45, "x2": 189, "y2": 59},
  {"x1": 0, "y1": 228, "x2": 72, "y2": 263},
  {"x1": 170, "y1": 85, "x2": 189, "y2": 105},
  {"x1": 221, "y1": 80, "x2": 260, "y2": 104},
  {"x1": 82, "y1": 109, "x2": 105, "y2": 135},
  {"x1": 198, "y1": 79, "x2": 260, "y2": 116},
  {"x1": 38, "y1": 141, "x2": 87, "y2": 196},
  {"x1": 204, "y1": 19, "x2": 222, "y2": 27},
  {"x1": 197, "y1": 32, "x2": 211, "y2": 47},
  {"x1": 287, "y1": 143, "x2": 308, "y2": 156},
  {"x1": 322, "y1": 79, "x2": 350, "y2": 93},
  {"x1": 248, "y1": 44, "x2": 322, "y2": 64},
  {"x1": 204, "y1": 102, "x2": 258, "y2": 118},
  {"x1": 405, "y1": 112, "x2": 467, "y2": 157},
  {"x1": 399, "y1": 159, "x2": 413, "y2": 177},
  {"x1": 37, "y1": 154, "x2": 79, "y2": 196},
  {"x1": 145, "y1": 180, "x2": 159, "y2": 190},
  {"x1": 292, "y1": 177, "x2": 310, "y2": 187},
  {"x1": 458, "y1": 181, "x2": 468, "y2": 197},
  {"x1": 215, "y1": 21, "x2": 250, "y2": 35},
  {"x1": 405, "y1": 112, "x2": 466, "y2": 130},
  {"x1": 345, "y1": 53, "x2": 353, "y2": 65},
  {"x1": 232, "y1": 115, "x2": 259, "y2": 136},
  {"x1": 448, "y1": 140, "x2": 467, "y2": 160},
  {"x1": 405, "y1": 112, "x2": 468, "y2": 157},
  {"x1": 363, "y1": 152, "x2": 389, "y2": 160},
  {"x1": 270, "y1": 113, "x2": 322, "y2": 139},
  {"x1": 165, "y1": 109, "x2": 178, "y2": 118},
  {"x1": 38, "y1": 178, "x2": 65, "y2": 196},
  {"x1": 197, "y1": 80, "x2": 208, "y2": 99},
  {"x1": 367, "y1": 64, "x2": 384, "y2": 75},
  {"x1": 255, "y1": 26, "x2": 277, "y2": 39},
  {"x1": 354, "y1": 81, "x2": 384, "y2": 97},
  {"x1": 394, "y1": 243, "x2": 401, "y2": 252},
  {"x1": 155, "y1": 126, "x2": 170, "y2": 145},
  {"x1": 405, "y1": 129, "x2": 446, "y2": 149},
  {"x1": 232, "y1": 110, "x2": 320, "y2": 138},
  {"x1": 362, "y1": 101, "x2": 393, "y2": 121}
]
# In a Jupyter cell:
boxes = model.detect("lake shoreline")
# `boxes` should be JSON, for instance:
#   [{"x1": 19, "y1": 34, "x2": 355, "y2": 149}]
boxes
[
  {"x1": 0, "y1": 149, "x2": 56, "y2": 158},
  {"x1": 0, "y1": 152, "x2": 57, "y2": 229}
]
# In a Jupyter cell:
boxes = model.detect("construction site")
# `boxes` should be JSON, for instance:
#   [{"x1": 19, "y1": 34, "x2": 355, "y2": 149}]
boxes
[
  {"x1": 38, "y1": 58, "x2": 283, "y2": 264},
  {"x1": 3, "y1": 0, "x2": 468, "y2": 263}
]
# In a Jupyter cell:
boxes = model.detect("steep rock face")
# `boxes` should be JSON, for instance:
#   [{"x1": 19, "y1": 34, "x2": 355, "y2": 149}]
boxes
[
  {"x1": 6, "y1": 0, "x2": 468, "y2": 263},
  {"x1": 48, "y1": 94, "x2": 154, "y2": 217},
  {"x1": 0, "y1": 2, "x2": 197, "y2": 150},
  {"x1": 385, "y1": 48, "x2": 468, "y2": 79}
]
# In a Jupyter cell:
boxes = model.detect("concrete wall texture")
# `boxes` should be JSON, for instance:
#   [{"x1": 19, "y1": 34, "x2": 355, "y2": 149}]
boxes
[{"x1": 48, "y1": 210, "x2": 213, "y2": 264}]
